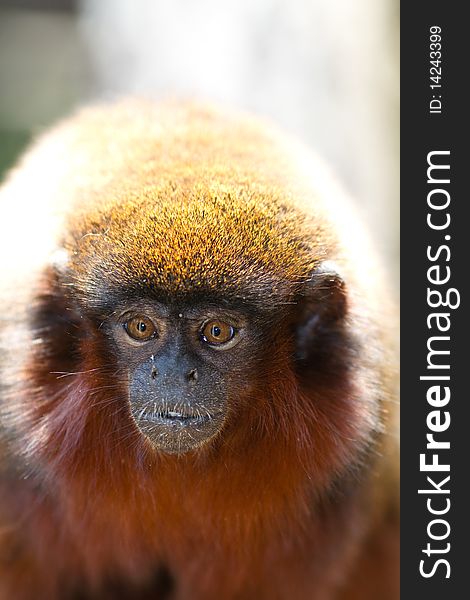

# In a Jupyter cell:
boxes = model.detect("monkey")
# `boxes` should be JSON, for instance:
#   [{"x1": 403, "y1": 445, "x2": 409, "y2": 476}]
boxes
[{"x1": 0, "y1": 100, "x2": 399, "y2": 600}]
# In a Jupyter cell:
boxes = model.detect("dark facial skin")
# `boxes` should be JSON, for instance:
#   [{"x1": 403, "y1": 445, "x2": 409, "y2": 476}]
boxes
[{"x1": 107, "y1": 300, "x2": 253, "y2": 454}]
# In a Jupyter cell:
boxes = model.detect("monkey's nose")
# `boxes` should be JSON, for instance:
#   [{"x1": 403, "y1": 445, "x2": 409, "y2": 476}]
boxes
[
  {"x1": 149, "y1": 352, "x2": 199, "y2": 388},
  {"x1": 149, "y1": 365, "x2": 198, "y2": 385},
  {"x1": 186, "y1": 368, "x2": 198, "y2": 383}
]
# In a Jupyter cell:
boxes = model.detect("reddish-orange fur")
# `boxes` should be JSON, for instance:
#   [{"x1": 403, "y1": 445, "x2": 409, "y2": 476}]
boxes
[{"x1": 0, "y1": 101, "x2": 398, "y2": 599}]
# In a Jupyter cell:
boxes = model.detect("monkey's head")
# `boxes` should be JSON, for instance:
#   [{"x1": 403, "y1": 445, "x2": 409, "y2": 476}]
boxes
[
  {"x1": 4, "y1": 103, "x2": 382, "y2": 491},
  {"x1": 55, "y1": 186, "x2": 348, "y2": 456}
]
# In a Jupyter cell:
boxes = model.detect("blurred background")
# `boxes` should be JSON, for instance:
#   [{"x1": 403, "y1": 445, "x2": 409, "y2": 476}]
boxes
[{"x1": 0, "y1": 0, "x2": 398, "y2": 277}]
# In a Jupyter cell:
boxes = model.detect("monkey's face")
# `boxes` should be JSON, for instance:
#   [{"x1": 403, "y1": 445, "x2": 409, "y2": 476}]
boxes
[
  {"x1": 107, "y1": 300, "x2": 255, "y2": 454},
  {"x1": 62, "y1": 191, "x2": 348, "y2": 458}
]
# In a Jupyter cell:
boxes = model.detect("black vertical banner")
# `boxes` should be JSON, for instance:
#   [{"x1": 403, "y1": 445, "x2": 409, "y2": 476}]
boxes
[{"x1": 401, "y1": 3, "x2": 467, "y2": 599}]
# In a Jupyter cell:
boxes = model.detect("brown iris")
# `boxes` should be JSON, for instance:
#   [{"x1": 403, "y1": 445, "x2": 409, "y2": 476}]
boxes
[
  {"x1": 201, "y1": 320, "x2": 235, "y2": 345},
  {"x1": 124, "y1": 315, "x2": 157, "y2": 341}
]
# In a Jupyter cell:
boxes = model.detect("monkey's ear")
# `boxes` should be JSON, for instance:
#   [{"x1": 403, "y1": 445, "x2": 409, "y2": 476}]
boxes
[
  {"x1": 295, "y1": 261, "x2": 347, "y2": 362},
  {"x1": 32, "y1": 250, "x2": 83, "y2": 363}
]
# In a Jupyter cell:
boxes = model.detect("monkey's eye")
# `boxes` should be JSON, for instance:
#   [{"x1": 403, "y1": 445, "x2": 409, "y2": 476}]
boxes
[
  {"x1": 201, "y1": 320, "x2": 236, "y2": 347},
  {"x1": 124, "y1": 315, "x2": 157, "y2": 342}
]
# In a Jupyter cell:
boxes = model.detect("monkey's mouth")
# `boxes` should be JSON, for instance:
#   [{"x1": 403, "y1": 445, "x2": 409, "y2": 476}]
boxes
[
  {"x1": 131, "y1": 403, "x2": 225, "y2": 453},
  {"x1": 143, "y1": 410, "x2": 220, "y2": 426}
]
